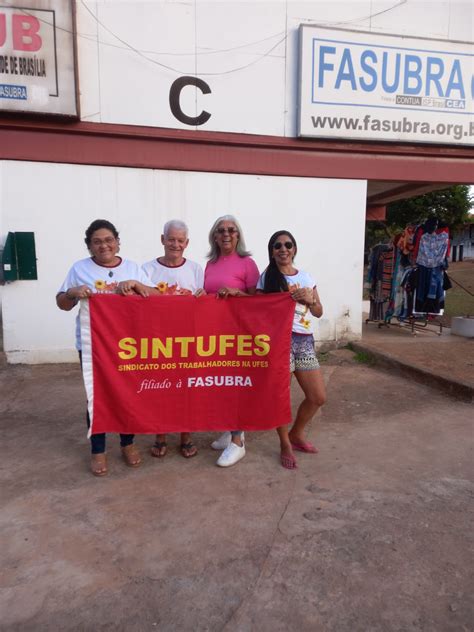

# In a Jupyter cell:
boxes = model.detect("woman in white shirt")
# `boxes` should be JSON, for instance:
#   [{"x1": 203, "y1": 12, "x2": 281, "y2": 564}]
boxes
[
  {"x1": 57, "y1": 219, "x2": 154, "y2": 477},
  {"x1": 257, "y1": 230, "x2": 326, "y2": 470}
]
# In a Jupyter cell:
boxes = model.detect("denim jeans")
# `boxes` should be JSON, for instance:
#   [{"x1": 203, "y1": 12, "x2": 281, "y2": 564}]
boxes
[{"x1": 78, "y1": 351, "x2": 134, "y2": 454}]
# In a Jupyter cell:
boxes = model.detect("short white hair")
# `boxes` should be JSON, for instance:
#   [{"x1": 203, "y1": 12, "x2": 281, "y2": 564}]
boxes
[{"x1": 163, "y1": 219, "x2": 188, "y2": 238}]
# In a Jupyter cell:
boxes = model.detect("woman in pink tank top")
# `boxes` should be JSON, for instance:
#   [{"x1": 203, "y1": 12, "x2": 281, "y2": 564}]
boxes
[{"x1": 204, "y1": 215, "x2": 259, "y2": 468}]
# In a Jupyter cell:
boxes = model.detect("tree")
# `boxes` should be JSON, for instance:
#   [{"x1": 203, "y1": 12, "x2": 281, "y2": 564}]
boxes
[
  {"x1": 386, "y1": 185, "x2": 473, "y2": 232},
  {"x1": 365, "y1": 185, "x2": 473, "y2": 253}
]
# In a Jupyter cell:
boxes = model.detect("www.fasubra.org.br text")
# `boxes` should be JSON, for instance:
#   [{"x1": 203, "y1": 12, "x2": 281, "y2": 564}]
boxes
[{"x1": 311, "y1": 114, "x2": 474, "y2": 141}]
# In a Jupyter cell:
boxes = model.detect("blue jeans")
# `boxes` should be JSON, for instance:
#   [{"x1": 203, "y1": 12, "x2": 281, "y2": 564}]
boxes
[{"x1": 78, "y1": 352, "x2": 134, "y2": 454}]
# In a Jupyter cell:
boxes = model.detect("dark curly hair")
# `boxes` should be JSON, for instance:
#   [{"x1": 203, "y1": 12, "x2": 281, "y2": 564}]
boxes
[
  {"x1": 84, "y1": 219, "x2": 119, "y2": 248},
  {"x1": 262, "y1": 230, "x2": 298, "y2": 294}
]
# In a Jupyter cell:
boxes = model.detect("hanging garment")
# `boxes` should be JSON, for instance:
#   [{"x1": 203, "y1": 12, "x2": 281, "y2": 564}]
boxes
[
  {"x1": 399, "y1": 267, "x2": 416, "y2": 320},
  {"x1": 416, "y1": 231, "x2": 449, "y2": 268},
  {"x1": 367, "y1": 244, "x2": 386, "y2": 284},
  {"x1": 443, "y1": 271, "x2": 453, "y2": 291},
  {"x1": 414, "y1": 265, "x2": 445, "y2": 315},
  {"x1": 382, "y1": 247, "x2": 395, "y2": 298},
  {"x1": 367, "y1": 244, "x2": 393, "y2": 321},
  {"x1": 398, "y1": 225, "x2": 416, "y2": 257},
  {"x1": 385, "y1": 248, "x2": 405, "y2": 321},
  {"x1": 411, "y1": 225, "x2": 425, "y2": 265}
]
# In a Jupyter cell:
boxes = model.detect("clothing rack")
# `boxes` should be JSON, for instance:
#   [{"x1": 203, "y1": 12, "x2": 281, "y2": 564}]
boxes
[
  {"x1": 398, "y1": 316, "x2": 443, "y2": 336},
  {"x1": 364, "y1": 317, "x2": 389, "y2": 328},
  {"x1": 365, "y1": 221, "x2": 450, "y2": 337},
  {"x1": 365, "y1": 314, "x2": 443, "y2": 336}
]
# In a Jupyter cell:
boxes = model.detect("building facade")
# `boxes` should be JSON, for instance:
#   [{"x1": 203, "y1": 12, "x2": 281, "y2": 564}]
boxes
[{"x1": 0, "y1": 0, "x2": 473, "y2": 363}]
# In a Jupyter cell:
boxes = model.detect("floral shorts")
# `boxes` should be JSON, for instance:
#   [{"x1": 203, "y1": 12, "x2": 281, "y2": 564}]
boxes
[{"x1": 290, "y1": 333, "x2": 320, "y2": 372}]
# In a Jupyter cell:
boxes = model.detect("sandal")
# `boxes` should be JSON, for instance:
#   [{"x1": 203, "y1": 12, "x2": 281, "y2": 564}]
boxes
[
  {"x1": 180, "y1": 442, "x2": 198, "y2": 458},
  {"x1": 280, "y1": 452, "x2": 297, "y2": 470},
  {"x1": 121, "y1": 444, "x2": 142, "y2": 467},
  {"x1": 91, "y1": 453, "x2": 108, "y2": 477},
  {"x1": 151, "y1": 441, "x2": 168, "y2": 458},
  {"x1": 290, "y1": 440, "x2": 319, "y2": 454}
]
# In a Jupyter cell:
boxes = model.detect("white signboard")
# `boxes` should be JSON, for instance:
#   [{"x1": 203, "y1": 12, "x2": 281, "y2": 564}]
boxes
[
  {"x1": 298, "y1": 26, "x2": 474, "y2": 146},
  {"x1": 0, "y1": 1, "x2": 77, "y2": 116}
]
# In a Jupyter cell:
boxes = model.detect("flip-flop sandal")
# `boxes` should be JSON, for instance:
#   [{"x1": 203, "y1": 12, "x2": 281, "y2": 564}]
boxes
[
  {"x1": 290, "y1": 441, "x2": 319, "y2": 454},
  {"x1": 180, "y1": 442, "x2": 198, "y2": 458},
  {"x1": 281, "y1": 453, "x2": 298, "y2": 469},
  {"x1": 121, "y1": 444, "x2": 142, "y2": 467},
  {"x1": 151, "y1": 441, "x2": 168, "y2": 458},
  {"x1": 91, "y1": 453, "x2": 108, "y2": 477}
]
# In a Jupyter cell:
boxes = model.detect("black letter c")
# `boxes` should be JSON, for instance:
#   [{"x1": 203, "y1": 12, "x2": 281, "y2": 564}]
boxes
[{"x1": 169, "y1": 76, "x2": 211, "y2": 126}]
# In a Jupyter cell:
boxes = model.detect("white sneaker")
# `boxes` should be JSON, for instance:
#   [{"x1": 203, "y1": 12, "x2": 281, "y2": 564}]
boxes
[
  {"x1": 211, "y1": 431, "x2": 245, "y2": 450},
  {"x1": 216, "y1": 441, "x2": 246, "y2": 467}
]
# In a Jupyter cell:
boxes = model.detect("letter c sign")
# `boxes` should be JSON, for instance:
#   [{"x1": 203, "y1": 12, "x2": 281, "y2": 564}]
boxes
[{"x1": 169, "y1": 76, "x2": 211, "y2": 126}]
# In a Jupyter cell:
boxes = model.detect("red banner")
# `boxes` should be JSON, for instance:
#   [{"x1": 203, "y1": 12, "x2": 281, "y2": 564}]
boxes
[{"x1": 80, "y1": 294, "x2": 294, "y2": 435}]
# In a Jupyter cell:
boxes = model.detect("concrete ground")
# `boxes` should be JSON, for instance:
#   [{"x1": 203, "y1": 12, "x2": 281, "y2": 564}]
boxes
[
  {"x1": 1, "y1": 339, "x2": 473, "y2": 631},
  {"x1": 352, "y1": 317, "x2": 474, "y2": 402}
]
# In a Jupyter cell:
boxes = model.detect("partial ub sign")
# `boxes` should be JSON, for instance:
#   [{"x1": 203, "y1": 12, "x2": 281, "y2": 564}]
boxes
[
  {"x1": 298, "y1": 25, "x2": 474, "y2": 145},
  {"x1": 0, "y1": 2, "x2": 77, "y2": 116},
  {"x1": 0, "y1": 12, "x2": 42, "y2": 51}
]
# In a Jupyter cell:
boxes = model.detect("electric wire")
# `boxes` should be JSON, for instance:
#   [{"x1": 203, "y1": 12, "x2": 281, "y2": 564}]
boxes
[
  {"x1": 14, "y1": 0, "x2": 409, "y2": 79},
  {"x1": 79, "y1": 0, "x2": 286, "y2": 76}
]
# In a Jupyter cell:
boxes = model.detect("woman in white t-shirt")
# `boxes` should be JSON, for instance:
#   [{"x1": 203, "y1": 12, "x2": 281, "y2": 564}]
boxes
[
  {"x1": 56, "y1": 219, "x2": 155, "y2": 477},
  {"x1": 257, "y1": 230, "x2": 326, "y2": 470}
]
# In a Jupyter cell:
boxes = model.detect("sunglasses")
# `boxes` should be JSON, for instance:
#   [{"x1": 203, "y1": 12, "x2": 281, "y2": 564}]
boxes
[
  {"x1": 216, "y1": 227, "x2": 238, "y2": 235},
  {"x1": 273, "y1": 241, "x2": 294, "y2": 250}
]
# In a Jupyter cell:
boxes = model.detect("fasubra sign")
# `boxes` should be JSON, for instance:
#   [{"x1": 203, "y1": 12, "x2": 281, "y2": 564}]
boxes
[
  {"x1": 0, "y1": 1, "x2": 77, "y2": 117},
  {"x1": 298, "y1": 25, "x2": 474, "y2": 145}
]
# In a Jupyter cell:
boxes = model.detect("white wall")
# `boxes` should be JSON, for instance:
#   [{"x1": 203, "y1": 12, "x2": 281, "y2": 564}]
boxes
[
  {"x1": 5, "y1": 1, "x2": 468, "y2": 362},
  {"x1": 0, "y1": 160, "x2": 366, "y2": 363},
  {"x1": 76, "y1": 1, "x2": 473, "y2": 134}
]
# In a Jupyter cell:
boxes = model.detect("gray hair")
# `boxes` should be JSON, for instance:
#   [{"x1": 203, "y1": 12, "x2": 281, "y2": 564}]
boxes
[
  {"x1": 206, "y1": 214, "x2": 252, "y2": 262},
  {"x1": 163, "y1": 219, "x2": 188, "y2": 238}
]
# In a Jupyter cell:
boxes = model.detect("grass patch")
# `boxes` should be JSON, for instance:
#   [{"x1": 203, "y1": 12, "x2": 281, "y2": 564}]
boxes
[
  {"x1": 344, "y1": 342, "x2": 375, "y2": 365},
  {"x1": 353, "y1": 350, "x2": 375, "y2": 365},
  {"x1": 317, "y1": 351, "x2": 330, "y2": 364},
  {"x1": 441, "y1": 262, "x2": 474, "y2": 327}
]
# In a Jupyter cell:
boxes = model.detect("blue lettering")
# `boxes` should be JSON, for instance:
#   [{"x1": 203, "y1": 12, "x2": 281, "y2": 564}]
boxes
[
  {"x1": 318, "y1": 45, "x2": 336, "y2": 87},
  {"x1": 381, "y1": 51, "x2": 400, "y2": 93},
  {"x1": 446, "y1": 60, "x2": 465, "y2": 98},
  {"x1": 359, "y1": 50, "x2": 377, "y2": 92},
  {"x1": 403, "y1": 55, "x2": 422, "y2": 95},
  {"x1": 335, "y1": 48, "x2": 356, "y2": 90},
  {"x1": 315, "y1": 42, "x2": 468, "y2": 103},
  {"x1": 426, "y1": 57, "x2": 444, "y2": 96}
]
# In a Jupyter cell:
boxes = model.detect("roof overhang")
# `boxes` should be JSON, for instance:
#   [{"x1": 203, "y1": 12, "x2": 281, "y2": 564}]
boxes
[{"x1": 0, "y1": 117, "x2": 472, "y2": 217}]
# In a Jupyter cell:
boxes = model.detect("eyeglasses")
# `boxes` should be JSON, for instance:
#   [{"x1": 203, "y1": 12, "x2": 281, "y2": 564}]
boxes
[
  {"x1": 273, "y1": 241, "x2": 293, "y2": 250},
  {"x1": 216, "y1": 227, "x2": 238, "y2": 235},
  {"x1": 91, "y1": 237, "x2": 117, "y2": 246}
]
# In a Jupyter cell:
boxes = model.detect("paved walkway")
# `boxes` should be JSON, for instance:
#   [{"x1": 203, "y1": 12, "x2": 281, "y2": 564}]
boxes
[
  {"x1": 351, "y1": 317, "x2": 474, "y2": 402},
  {"x1": 1, "y1": 346, "x2": 473, "y2": 631}
]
